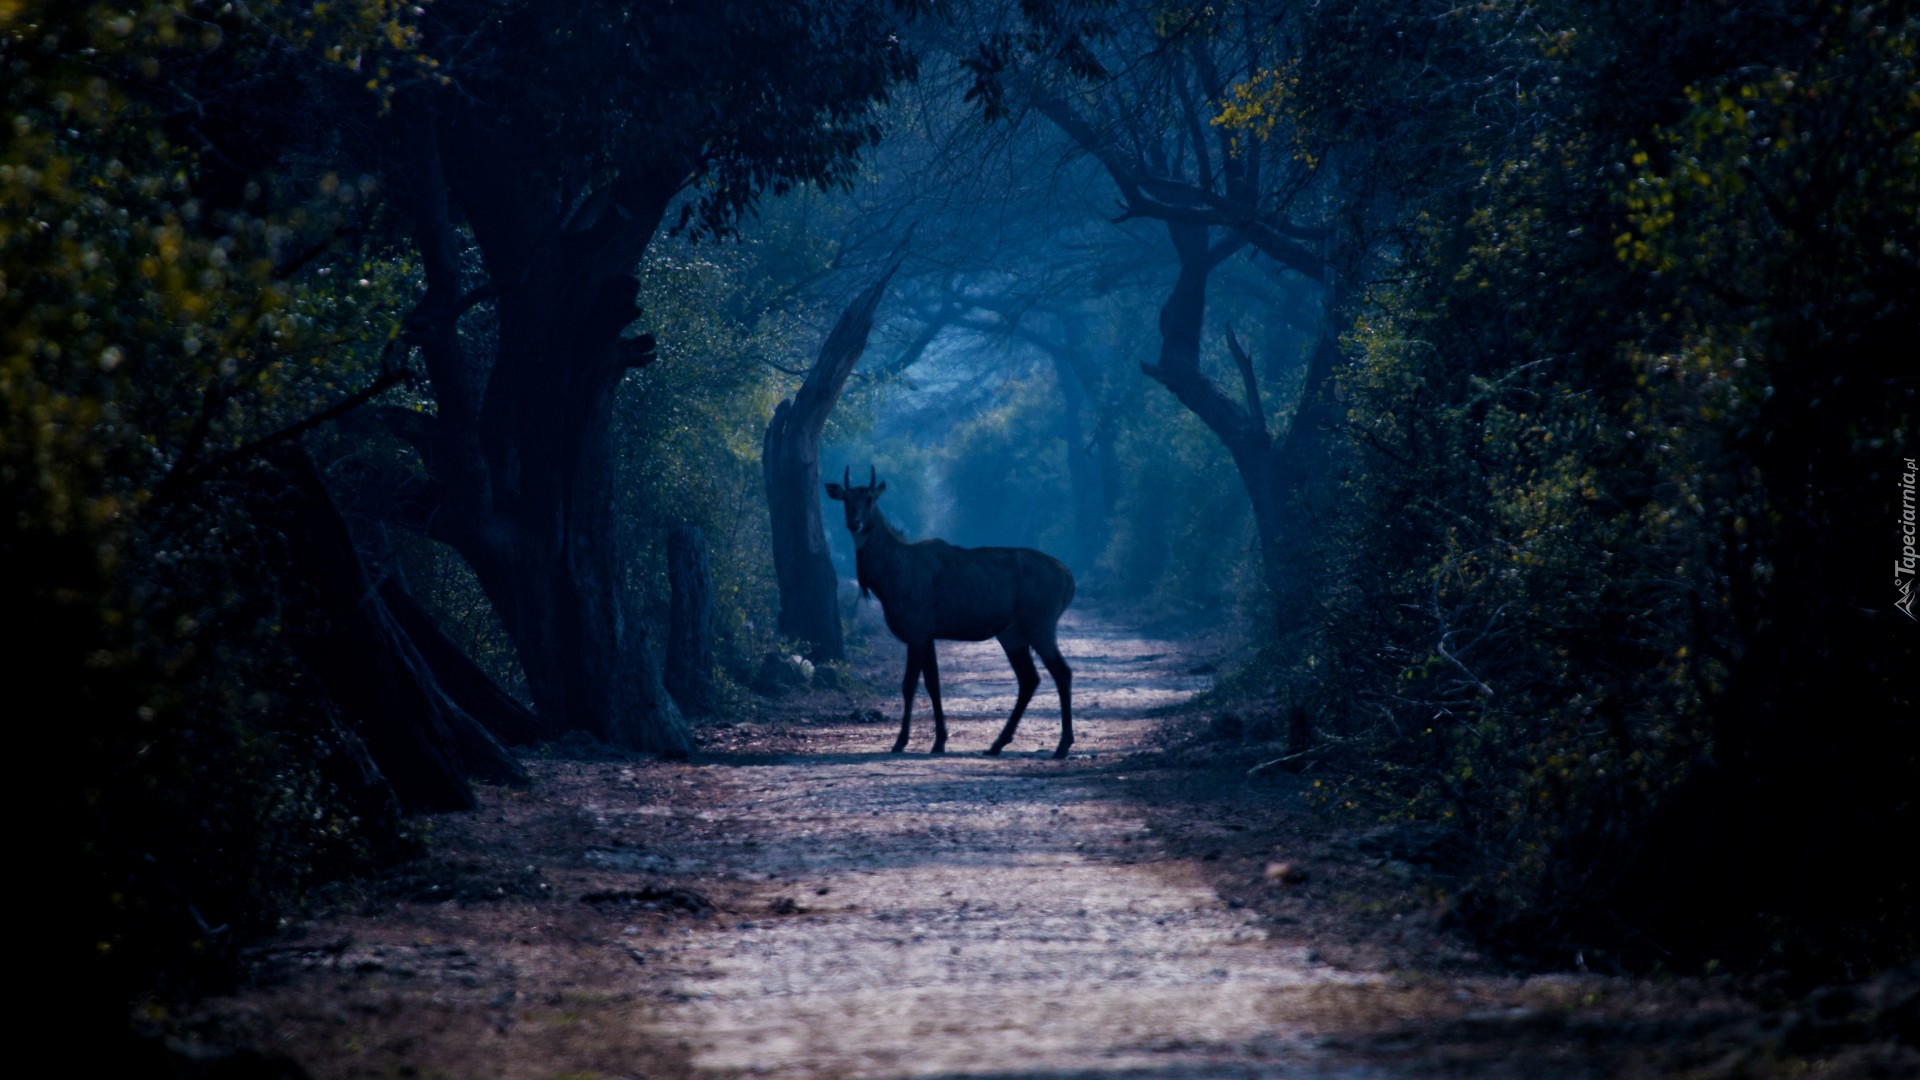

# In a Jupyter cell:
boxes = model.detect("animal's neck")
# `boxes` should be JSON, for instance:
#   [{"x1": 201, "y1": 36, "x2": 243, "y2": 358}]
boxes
[
  {"x1": 853, "y1": 511, "x2": 907, "y2": 602},
  {"x1": 854, "y1": 510, "x2": 905, "y2": 552}
]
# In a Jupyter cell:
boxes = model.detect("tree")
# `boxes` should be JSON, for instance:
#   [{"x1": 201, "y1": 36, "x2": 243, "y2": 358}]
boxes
[
  {"x1": 333, "y1": 0, "x2": 919, "y2": 752},
  {"x1": 765, "y1": 254, "x2": 904, "y2": 662},
  {"x1": 966, "y1": 1, "x2": 1345, "y2": 624},
  {"x1": 804, "y1": 69, "x2": 1174, "y2": 583},
  {"x1": 965, "y1": 309, "x2": 1117, "y2": 576},
  {"x1": 2, "y1": 0, "x2": 445, "y2": 1029},
  {"x1": 663, "y1": 526, "x2": 718, "y2": 715}
]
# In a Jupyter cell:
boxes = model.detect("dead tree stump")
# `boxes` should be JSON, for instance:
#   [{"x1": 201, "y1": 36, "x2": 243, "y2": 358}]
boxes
[{"x1": 762, "y1": 253, "x2": 903, "y2": 662}]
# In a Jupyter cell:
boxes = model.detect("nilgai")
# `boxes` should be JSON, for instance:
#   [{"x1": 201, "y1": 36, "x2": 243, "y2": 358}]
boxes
[{"x1": 825, "y1": 467, "x2": 1077, "y2": 758}]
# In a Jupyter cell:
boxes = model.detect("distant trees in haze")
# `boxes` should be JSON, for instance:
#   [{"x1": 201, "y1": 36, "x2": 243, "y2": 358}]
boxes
[{"x1": 952, "y1": 0, "x2": 1346, "y2": 631}]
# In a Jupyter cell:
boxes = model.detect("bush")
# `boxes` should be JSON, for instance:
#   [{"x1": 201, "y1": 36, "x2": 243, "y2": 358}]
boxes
[
  {"x1": 1284, "y1": 0, "x2": 1919, "y2": 978},
  {"x1": 4, "y1": 0, "x2": 417, "y2": 1027}
]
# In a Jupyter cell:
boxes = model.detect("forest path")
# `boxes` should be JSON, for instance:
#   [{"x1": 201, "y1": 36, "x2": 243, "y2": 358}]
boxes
[
  {"x1": 199, "y1": 606, "x2": 1789, "y2": 1079},
  {"x1": 637, "y1": 608, "x2": 1380, "y2": 1079}
]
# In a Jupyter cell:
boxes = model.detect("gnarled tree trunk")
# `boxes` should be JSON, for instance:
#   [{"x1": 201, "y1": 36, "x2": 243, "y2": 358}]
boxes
[
  {"x1": 764, "y1": 255, "x2": 904, "y2": 662},
  {"x1": 1140, "y1": 222, "x2": 1340, "y2": 630},
  {"x1": 392, "y1": 110, "x2": 692, "y2": 758},
  {"x1": 379, "y1": 578, "x2": 554, "y2": 747},
  {"x1": 254, "y1": 447, "x2": 527, "y2": 810}
]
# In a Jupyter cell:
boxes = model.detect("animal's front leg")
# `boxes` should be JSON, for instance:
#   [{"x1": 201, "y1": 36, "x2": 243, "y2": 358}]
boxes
[
  {"x1": 922, "y1": 644, "x2": 947, "y2": 754},
  {"x1": 893, "y1": 646, "x2": 922, "y2": 753}
]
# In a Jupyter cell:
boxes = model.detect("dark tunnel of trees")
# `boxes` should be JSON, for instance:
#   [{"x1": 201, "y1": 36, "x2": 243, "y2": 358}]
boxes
[{"x1": 5, "y1": 0, "x2": 1913, "y2": 1052}]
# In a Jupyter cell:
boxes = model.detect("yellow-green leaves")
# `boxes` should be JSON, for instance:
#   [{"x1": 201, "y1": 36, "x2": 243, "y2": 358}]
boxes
[{"x1": 1210, "y1": 63, "x2": 1317, "y2": 166}]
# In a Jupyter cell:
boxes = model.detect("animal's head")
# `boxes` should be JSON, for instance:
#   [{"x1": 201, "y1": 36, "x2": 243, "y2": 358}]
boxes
[{"x1": 824, "y1": 465, "x2": 887, "y2": 539}]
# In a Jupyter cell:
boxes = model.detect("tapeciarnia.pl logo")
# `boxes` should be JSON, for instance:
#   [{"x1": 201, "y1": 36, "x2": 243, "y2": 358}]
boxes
[{"x1": 1899, "y1": 456, "x2": 1918, "y2": 621}]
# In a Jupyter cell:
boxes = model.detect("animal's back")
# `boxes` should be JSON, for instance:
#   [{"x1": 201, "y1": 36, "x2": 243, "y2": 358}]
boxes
[
  {"x1": 928, "y1": 542, "x2": 1074, "y2": 642},
  {"x1": 974, "y1": 544, "x2": 1074, "y2": 615},
  {"x1": 858, "y1": 532, "x2": 1075, "y2": 643}
]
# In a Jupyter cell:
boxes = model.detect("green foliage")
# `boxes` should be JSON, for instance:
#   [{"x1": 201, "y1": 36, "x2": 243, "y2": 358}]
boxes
[
  {"x1": 620, "y1": 206, "x2": 842, "y2": 674},
  {"x1": 1209, "y1": 60, "x2": 1316, "y2": 165},
  {"x1": 412, "y1": 0, "x2": 919, "y2": 238},
  {"x1": 1283, "y1": 0, "x2": 1917, "y2": 977},
  {"x1": 3, "y1": 0, "x2": 412, "y2": 1020}
]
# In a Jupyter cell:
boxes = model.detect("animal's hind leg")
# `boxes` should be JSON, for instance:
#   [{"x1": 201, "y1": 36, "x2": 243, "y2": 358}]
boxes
[
  {"x1": 1033, "y1": 632, "x2": 1074, "y2": 759},
  {"x1": 987, "y1": 633, "x2": 1040, "y2": 756},
  {"x1": 892, "y1": 645, "x2": 922, "y2": 754},
  {"x1": 922, "y1": 643, "x2": 948, "y2": 754}
]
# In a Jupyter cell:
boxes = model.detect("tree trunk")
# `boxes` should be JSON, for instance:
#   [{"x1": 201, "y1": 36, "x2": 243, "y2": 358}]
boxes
[
  {"x1": 1261, "y1": 310, "x2": 1342, "y2": 623},
  {"x1": 1286, "y1": 704, "x2": 1313, "y2": 765},
  {"x1": 380, "y1": 578, "x2": 555, "y2": 747},
  {"x1": 764, "y1": 255, "x2": 904, "y2": 662},
  {"x1": 449, "y1": 275, "x2": 690, "y2": 757},
  {"x1": 1139, "y1": 222, "x2": 1289, "y2": 605},
  {"x1": 312, "y1": 700, "x2": 410, "y2": 854},
  {"x1": 1092, "y1": 411, "x2": 1122, "y2": 548},
  {"x1": 254, "y1": 446, "x2": 527, "y2": 810},
  {"x1": 665, "y1": 525, "x2": 717, "y2": 717},
  {"x1": 1139, "y1": 221, "x2": 1339, "y2": 631},
  {"x1": 1053, "y1": 360, "x2": 1102, "y2": 575},
  {"x1": 394, "y1": 112, "x2": 693, "y2": 759}
]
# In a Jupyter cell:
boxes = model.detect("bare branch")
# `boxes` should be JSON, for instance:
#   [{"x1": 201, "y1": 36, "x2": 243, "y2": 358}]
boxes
[{"x1": 155, "y1": 345, "x2": 416, "y2": 504}]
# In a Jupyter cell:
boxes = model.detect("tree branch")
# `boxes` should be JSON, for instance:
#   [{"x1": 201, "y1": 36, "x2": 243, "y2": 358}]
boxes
[
  {"x1": 155, "y1": 348, "x2": 416, "y2": 504},
  {"x1": 368, "y1": 403, "x2": 435, "y2": 455},
  {"x1": 789, "y1": 243, "x2": 908, "y2": 440},
  {"x1": 1225, "y1": 325, "x2": 1267, "y2": 441}
]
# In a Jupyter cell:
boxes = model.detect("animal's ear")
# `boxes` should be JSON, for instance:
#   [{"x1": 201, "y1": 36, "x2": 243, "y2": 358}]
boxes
[
  {"x1": 875, "y1": 481, "x2": 886, "y2": 495},
  {"x1": 824, "y1": 483, "x2": 845, "y2": 501}
]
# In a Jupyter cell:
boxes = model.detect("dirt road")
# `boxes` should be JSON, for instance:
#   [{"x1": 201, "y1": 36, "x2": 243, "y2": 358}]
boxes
[
  {"x1": 628, "y1": 613, "x2": 1379, "y2": 1078},
  {"x1": 188, "y1": 607, "x2": 1879, "y2": 1078}
]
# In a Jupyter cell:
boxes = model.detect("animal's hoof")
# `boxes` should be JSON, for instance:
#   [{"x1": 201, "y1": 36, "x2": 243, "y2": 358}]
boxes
[
  {"x1": 983, "y1": 744, "x2": 1005, "y2": 757},
  {"x1": 1052, "y1": 746, "x2": 1071, "y2": 760},
  {"x1": 890, "y1": 743, "x2": 907, "y2": 754},
  {"x1": 930, "y1": 744, "x2": 947, "y2": 755}
]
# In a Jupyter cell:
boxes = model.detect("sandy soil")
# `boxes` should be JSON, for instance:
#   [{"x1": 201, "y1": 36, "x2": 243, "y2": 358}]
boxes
[{"x1": 174, "y1": 606, "x2": 1916, "y2": 1079}]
